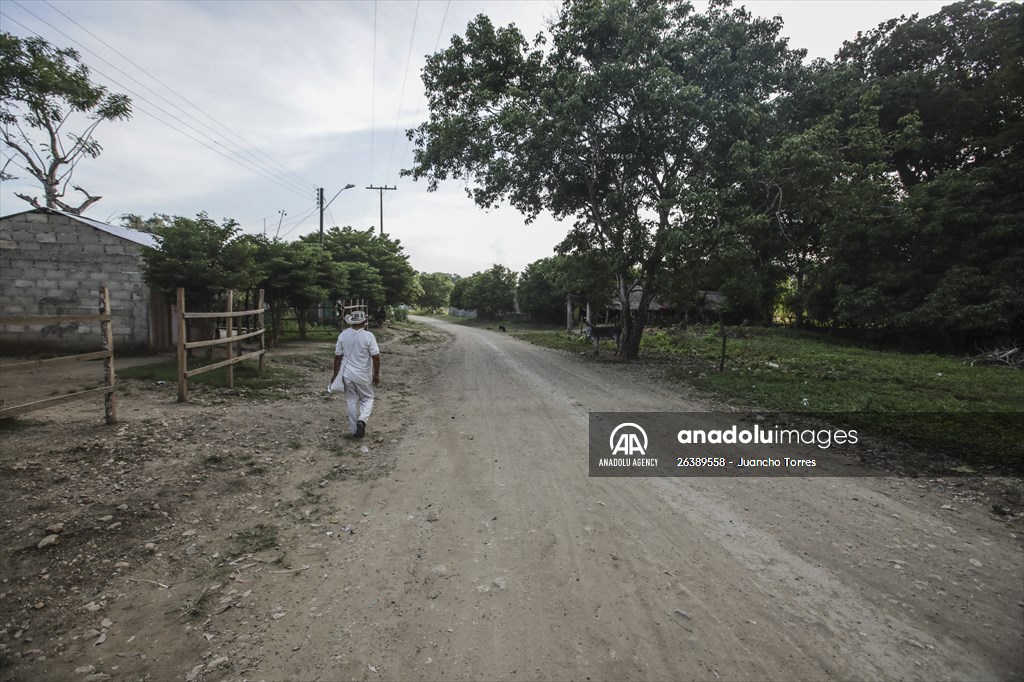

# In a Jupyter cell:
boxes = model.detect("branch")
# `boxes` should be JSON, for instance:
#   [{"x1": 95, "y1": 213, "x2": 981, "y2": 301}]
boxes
[
  {"x1": 14, "y1": 192, "x2": 44, "y2": 210},
  {"x1": 0, "y1": 156, "x2": 16, "y2": 181},
  {"x1": 3, "y1": 124, "x2": 46, "y2": 178},
  {"x1": 55, "y1": 186, "x2": 102, "y2": 215},
  {"x1": 64, "y1": 118, "x2": 104, "y2": 165}
]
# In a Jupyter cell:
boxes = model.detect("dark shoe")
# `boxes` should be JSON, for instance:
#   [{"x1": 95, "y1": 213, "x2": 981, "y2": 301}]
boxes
[{"x1": 355, "y1": 420, "x2": 366, "y2": 438}]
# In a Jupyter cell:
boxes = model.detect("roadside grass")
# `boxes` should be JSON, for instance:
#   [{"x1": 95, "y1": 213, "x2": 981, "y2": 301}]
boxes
[
  {"x1": 118, "y1": 357, "x2": 301, "y2": 398},
  {"x1": 277, "y1": 318, "x2": 337, "y2": 344},
  {"x1": 276, "y1": 318, "x2": 420, "y2": 346},
  {"x1": 512, "y1": 324, "x2": 1023, "y2": 471}
]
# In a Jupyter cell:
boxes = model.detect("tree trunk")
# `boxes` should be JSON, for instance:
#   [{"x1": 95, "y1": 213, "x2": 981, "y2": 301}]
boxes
[
  {"x1": 794, "y1": 269, "x2": 805, "y2": 329},
  {"x1": 618, "y1": 276, "x2": 651, "y2": 360}
]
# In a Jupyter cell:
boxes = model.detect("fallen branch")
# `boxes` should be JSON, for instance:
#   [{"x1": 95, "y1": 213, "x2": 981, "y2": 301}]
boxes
[
  {"x1": 967, "y1": 346, "x2": 1022, "y2": 368},
  {"x1": 123, "y1": 577, "x2": 170, "y2": 589},
  {"x1": 268, "y1": 564, "x2": 311, "y2": 574}
]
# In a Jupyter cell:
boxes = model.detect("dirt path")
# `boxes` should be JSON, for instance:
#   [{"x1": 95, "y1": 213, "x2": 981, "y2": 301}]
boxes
[
  {"x1": 262, "y1": 316, "x2": 1024, "y2": 682},
  {"x1": 2, "y1": 317, "x2": 1021, "y2": 681}
]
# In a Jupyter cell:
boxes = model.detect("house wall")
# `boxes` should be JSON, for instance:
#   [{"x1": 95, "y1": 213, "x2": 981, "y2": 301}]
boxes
[{"x1": 0, "y1": 211, "x2": 153, "y2": 353}]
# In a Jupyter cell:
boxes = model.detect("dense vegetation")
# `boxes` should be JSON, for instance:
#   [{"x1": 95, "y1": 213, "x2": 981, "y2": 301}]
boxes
[
  {"x1": 138, "y1": 214, "x2": 420, "y2": 346},
  {"x1": 407, "y1": 0, "x2": 1022, "y2": 355}
]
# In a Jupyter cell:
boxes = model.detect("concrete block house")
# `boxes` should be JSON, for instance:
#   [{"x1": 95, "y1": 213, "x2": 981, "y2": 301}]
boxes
[{"x1": 0, "y1": 208, "x2": 171, "y2": 354}]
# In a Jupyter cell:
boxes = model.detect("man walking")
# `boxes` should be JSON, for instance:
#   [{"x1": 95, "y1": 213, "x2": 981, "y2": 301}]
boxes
[{"x1": 329, "y1": 309, "x2": 380, "y2": 438}]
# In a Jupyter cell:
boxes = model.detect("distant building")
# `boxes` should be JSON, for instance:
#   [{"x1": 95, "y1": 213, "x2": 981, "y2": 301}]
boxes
[{"x1": 0, "y1": 208, "x2": 171, "y2": 353}]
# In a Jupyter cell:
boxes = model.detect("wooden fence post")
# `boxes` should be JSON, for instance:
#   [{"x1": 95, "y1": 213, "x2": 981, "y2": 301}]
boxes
[
  {"x1": 226, "y1": 289, "x2": 234, "y2": 388},
  {"x1": 718, "y1": 310, "x2": 727, "y2": 373},
  {"x1": 176, "y1": 287, "x2": 187, "y2": 402},
  {"x1": 100, "y1": 286, "x2": 117, "y2": 424},
  {"x1": 257, "y1": 289, "x2": 265, "y2": 376}
]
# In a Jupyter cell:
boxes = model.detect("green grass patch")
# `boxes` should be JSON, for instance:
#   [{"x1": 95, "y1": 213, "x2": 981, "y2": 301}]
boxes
[
  {"x1": 401, "y1": 330, "x2": 434, "y2": 345},
  {"x1": 515, "y1": 324, "x2": 1023, "y2": 471},
  {"x1": 277, "y1": 319, "x2": 339, "y2": 343},
  {"x1": 513, "y1": 328, "x2": 599, "y2": 353},
  {"x1": 119, "y1": 357, "x2": 300, "y2": 397}
]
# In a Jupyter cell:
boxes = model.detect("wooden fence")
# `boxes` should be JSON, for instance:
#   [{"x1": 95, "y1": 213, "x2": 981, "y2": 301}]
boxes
[
  {"x1": 336, "y1": 298, "x2": 368, "y2": 319},
  {"x1": 0, "y1": 286, "x2": 117, "y2": 423},
  {"x1": 176, "y1": 288, "x2": 265, "y2": 402}
]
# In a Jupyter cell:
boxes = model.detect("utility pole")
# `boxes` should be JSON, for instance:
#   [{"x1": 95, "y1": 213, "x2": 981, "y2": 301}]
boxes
[
  {"x1": 274, "y1": 210, "x2": 286, "y2": 239},
  {"x1": 318, "y1": 187, "x2": 325, "y2": 247},
  {"x1": 366, "y1": 185, "x2": 396, "y2": 237}
]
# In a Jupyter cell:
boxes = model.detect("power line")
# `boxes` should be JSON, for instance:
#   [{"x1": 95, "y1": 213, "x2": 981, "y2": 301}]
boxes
[
  {"x1": 125, "y1": 101, "x2": 310, "y2": 200},
  {"x1": 40, "y1": 0, "x2": 315, "y2": 194},
  {"x1": 4, "y1": 5, "x2": 313, "y2": 198},
  {"x1": 385, "y1": 0, "x2": 421, "y2": 183},
  {"x1": 385, "y1": 0, "x2": 451, "y2": 214},
  {"x1": 277, "y1": 204, "x2": 320, "y2": 239},
  {"x1": 369, "y1": 0, "x2": 378, "y2": 184},
  {"x1": 0, "y1": 12, "x2": 311, "y2": 201}
]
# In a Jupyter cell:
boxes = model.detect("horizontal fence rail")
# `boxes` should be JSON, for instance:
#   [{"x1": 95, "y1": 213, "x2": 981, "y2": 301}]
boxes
[
  {"x1": 0, "y1": 286, "x2": 117, "y2": 423},
  {"x1": 176, "y1": 288, "x2": 265, "y2": 402}
]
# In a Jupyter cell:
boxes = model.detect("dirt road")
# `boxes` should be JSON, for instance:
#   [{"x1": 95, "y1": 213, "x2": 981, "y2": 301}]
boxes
[
  {"x1": 2, "y1": 316, "x2": 1021, "y2": 681},
  {"x1": 251, "y1": 316, "x2": 1022, "y2": 681}
]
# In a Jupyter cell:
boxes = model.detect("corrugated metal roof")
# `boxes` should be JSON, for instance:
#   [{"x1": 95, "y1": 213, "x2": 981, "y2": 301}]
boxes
[{"x1": 49, "y1": 209, "x2": 158, "y2": 248}]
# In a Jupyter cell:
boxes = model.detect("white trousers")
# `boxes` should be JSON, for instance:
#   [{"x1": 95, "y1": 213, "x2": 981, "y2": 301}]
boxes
[{"x1": 343, "y1": 378, "x2": 375, "y2": 434}]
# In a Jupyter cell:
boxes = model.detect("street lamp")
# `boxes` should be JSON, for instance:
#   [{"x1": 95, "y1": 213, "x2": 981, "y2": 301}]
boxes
[{"x1": 320, "y1": 184, "x2": 356, "y2": 246}]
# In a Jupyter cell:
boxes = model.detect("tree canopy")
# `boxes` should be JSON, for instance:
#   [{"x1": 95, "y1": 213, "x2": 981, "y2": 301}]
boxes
[
  {"x1": 417, "y1": 272, "x2": 456, "y2": 312},
  {"x1": 406, "y1": 0, "x2": 804, "y2": 357},
  {"x1": 140, "y1": 213, "x2": 256, "y2": 313},
  {"x1": 457, "y1": 265, "x2": 518, "y2": 320},
  {"x1": 409, "y1": 0, "x2": 1022, "y2": 351},
  {"x1": 304, "y1": 227, "x2": 418, "y2": 308}
]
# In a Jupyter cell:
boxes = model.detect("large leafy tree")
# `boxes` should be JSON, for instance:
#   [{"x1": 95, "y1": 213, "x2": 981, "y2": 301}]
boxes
[
  {"x1": 337, "y1": 261, "x2": 387, "y2": 309},
  {"x1": 141, "y1": 213, "x2": 256, "y2": 311},
  {"x1": 461, "y1": 265, "x2": 518, "y2": 320},
  {"x1": 305, "y1": 226, "x2": 418, "y2": 307},
  {"x1": 450, "y1": 276, "x2": 470, "y2": 310},
  {"x1": 0, "y1": 33, "x2": 132, "y2": 214},
  {"x1": 248, "y1": 236, "x2": 348, "y2": 346},
  {"x1": 517, "y1": 255, "x2": 616, "y2": 323},
  {"x1": 517, "y1": 257, "x2": 566, "y2": 322},
  {"x1": 723, "y1": 68, "x2": 905, "y2": 327},
  {"x1": 821, "y1": 0, "x2": 1023, "y2": 344},
  {"x1": 417, "y1": 272, "x2": 455, "y2": 312},
  {"x1": 405, "y1": 0, "x2": 802, "y2": 357},
  {"x1": 141, "y1": 213, "x2": 260, "y2": 347}
]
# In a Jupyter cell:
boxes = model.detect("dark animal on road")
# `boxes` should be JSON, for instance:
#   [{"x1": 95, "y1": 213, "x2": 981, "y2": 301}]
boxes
[{"x1": 498, "y1": 325, "x2": 507, "y2": 332}]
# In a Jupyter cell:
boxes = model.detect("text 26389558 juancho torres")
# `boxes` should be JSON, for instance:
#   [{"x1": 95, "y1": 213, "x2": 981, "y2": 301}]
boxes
[{"x1": 676, "y1": 456, "x2": 817, "y2": 469}]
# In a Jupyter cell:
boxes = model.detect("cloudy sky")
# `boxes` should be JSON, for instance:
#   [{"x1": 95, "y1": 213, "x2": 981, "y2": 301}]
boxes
[{"x1": 1, "y1": 0, "x2": 951, "y2": 276}]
